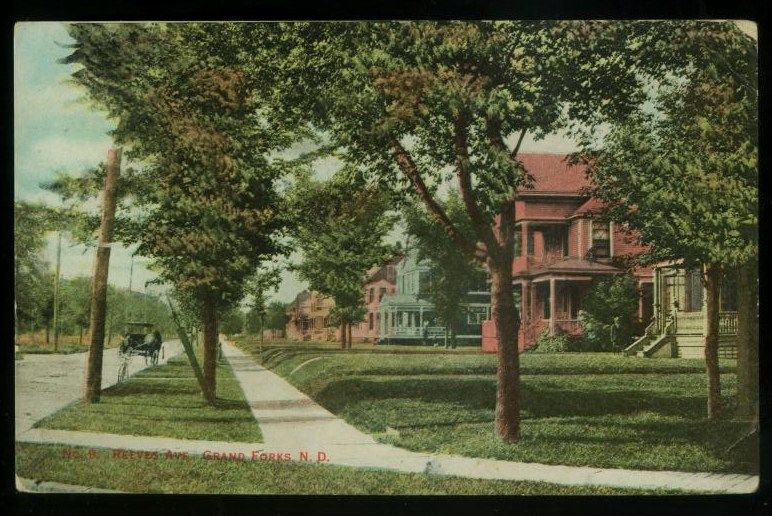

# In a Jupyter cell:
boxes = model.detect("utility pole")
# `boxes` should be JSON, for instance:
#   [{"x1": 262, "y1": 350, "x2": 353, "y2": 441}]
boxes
[
  {"x1": 52, "y1": 231, "x2": 62, "y2": 352},
  {"x1": 128, "y1": 254, "x2": 134, "y2": 293},
  {"x1": 84, "y1": 147, "x2": 121, "y2": 404}
]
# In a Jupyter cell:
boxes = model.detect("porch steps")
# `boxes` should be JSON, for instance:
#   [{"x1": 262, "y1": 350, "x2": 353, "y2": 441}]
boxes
[
  {"x1": 636, "y1": 334, "x2": 674, "y2": 358},
  {"x1": 623, "y1": 334, "x2": 650, "y2": 356}
]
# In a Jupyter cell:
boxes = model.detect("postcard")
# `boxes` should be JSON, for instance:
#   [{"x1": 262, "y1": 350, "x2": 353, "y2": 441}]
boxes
[{"x1": 14, "y1": 20, "x2": 758, "y2": 495}]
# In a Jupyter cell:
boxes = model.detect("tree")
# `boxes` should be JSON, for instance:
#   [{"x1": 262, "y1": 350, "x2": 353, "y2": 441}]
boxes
[
  {"x1": 289, "y1": 168, "x2": 396, "y2": 349},
  {"x1": 578, "y1": 22, "x2": 757, "y2": 419},
  {"x1": 403, "y1": 191, "x2": 484, "y2": 346},
  {"x1": 263, "y1": 301, "x2": 289, "y2": 333},
  {"x1": 244, "y1": 266, "x2": 282, "y2": 340},
  {"x1": 60, "y1": 277, "x2": 92, "y2": 345},
  {"x1": 220, "y1": 309, "x2": 245, "y2": 335},
  {"x1": 62, "y1": 23, "x2": 293, "y2": 403},
  {"x1": 223, "y1": 21, "x2": 658, "y2": 440},
  {"x1": 578, "y1": 275, "x2": 640, "y2": 352},
  {"x1": 14, "y1": 202, "x2": 51, "y2": 340}
]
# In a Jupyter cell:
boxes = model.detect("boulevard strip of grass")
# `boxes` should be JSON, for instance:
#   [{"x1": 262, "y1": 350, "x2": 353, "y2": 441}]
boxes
[
  {"x1": 34, "y1": 353, "x2": 262, "y2": 442},
  {"x1": 235, "y1": 339, "x2": 755, "y2": 474},
  {"x1": 15, "y1": 443, "x2": 685, "y2": 495}
]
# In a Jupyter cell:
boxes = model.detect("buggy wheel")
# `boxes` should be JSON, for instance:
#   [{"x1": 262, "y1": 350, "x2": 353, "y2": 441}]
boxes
[{"x1": 151, "y1": 350, "x2": 159, "y2": 366}]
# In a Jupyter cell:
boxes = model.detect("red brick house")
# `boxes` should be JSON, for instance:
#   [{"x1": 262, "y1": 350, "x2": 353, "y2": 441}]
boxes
[
  {"x1": 481, "y1": 153, "x2": 653, "y2": 353},
  {"x1": 351, "y1": 256, "x2": 402, "y2": 342}
]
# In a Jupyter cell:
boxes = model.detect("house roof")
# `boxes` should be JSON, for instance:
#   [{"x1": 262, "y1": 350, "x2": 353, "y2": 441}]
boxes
[
  {"x1": 571, "y1": 197, "x2": 605, "y2": 218},
  {"x1": 365, "y1": 255, "x2": 403, "y2": 283},
  {"x1": 518, "y1": 153, "x2": 591, "y2": 195},
  {"x1": 524, "y1": 257, "x2": 622, "y2": 279}
]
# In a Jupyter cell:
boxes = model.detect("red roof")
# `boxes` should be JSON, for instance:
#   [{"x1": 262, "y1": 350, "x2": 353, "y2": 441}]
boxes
[
  {"x1": 518, "y1": 153, "x2": 590, "y2": 194},
  {"x1": 571, "y1": 197, "x2": 605, "y2": 218}
]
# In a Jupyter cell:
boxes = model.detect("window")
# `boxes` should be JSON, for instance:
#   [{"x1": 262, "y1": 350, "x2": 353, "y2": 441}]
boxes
[
  {"x1": 527, "y1": 230, "x2": 535, "y2": 256},
  {"x1": 379, "y1": 287, "x2": 387, "y2": 300},
  {"x1": 514, "y1": 230, "x2": 522, "y2": 256},
  {"x1": 685, "y1": 269, "x2": 703, "y2": 312},
  {"x1": 721, "y1": 273, "x2": 738, "y2": 311},
  {"x1": 467, "y1": 306, "x2": 489, "y2": 325},
  {"x1": 592, "y1": 221, "x2": 610, "y2": 258},
  {"x1": 369, "y1": 288, "x2": 375, "y2": 303},
  {"x1": 369, "y1": 312, "x2": 374, "y2": 330}
]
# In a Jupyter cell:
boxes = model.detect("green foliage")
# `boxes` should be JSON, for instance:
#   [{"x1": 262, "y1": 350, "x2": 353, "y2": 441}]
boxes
[
  {"x1": 578, "y1": 21, "x2": 757, "y2": 269},
  {"x1": 403, "y1": 191, "x2": 485, "y2": 337},
  {"x1": 263, "y1": 301, "x2": 289, "y2": 331},
  {"x1": 531, "y1": 329, "x2": 572, "y2": 353},
  {"x1": 220, "y1": 309, "x2": 246, "y2": 335},
  {"x1": 60, "y1": 23, "x2": 294, "y2": 330},
  {"x1": 578, "y1": 275, "x2": 641, "y2": 352},
  {"x1": 14, "y1": 202, "x2": 52, "y2": 333},
  {"x1": 289, "y1": 168, "x2": 397, "y2": 326}
]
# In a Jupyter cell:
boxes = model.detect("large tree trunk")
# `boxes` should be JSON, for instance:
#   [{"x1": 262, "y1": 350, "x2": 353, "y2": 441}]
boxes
[
  {"x1": 45, "y1": 323, "x2": 50, "y2": 344},
  {"x1": 347, "y1": 323, "x2": 353, "y2": 349},
  {"x1": 201, "y1": 297, "x2": 219, "y2": 405},
  {"x1": 704, "y1": 263, "x2": 722, "y2": 419},
  {"x1": 489, "y1": 254, "x2": 520, "y2": 442},
  {"x1": 84, "y1": 148, "x2": 121, "y2": 404},
  {"x1": 735, "y1": 258, "x2": 758, "y2": 421}
]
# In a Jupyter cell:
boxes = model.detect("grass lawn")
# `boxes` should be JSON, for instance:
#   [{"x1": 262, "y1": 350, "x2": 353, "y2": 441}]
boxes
[
  {"x1": 15, "y1": 443, "x2": 683, "y2": 495},
  {"x1": 238, "y1": 336, "x2": 482, "y2": 354},
  {"x1": 235, "y1": 338, "x2": 757, "y2": 475},
  {"x1": 34, "y1": 353, "x2": 262, "y2": 442}
]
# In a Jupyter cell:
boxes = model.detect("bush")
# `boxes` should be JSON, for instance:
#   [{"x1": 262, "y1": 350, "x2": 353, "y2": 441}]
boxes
[
  {"x1": 531, "y1": 329, "x2": 574, "y2": 353},
  {"x1": 578, "y1": 274, "x2": 640, "y2": 352}
]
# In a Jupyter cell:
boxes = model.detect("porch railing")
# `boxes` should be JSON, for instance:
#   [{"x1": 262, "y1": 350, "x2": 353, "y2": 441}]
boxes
[
  {"x1": 385, "y1": 326, "x2": 446, "y2": 339},
  {"x1": 719, "y1": 311, "x2": 738, "y2": 335}
]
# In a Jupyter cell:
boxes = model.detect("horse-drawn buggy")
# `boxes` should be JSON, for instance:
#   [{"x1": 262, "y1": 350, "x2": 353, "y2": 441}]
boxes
[{"x1": 117, "y1": 322, "x2": 163, "y2": 382}]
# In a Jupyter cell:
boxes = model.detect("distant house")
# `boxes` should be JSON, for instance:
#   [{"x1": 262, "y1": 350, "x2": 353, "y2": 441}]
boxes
[
  {"x1": 351, "y1": 256, "x2": 402, "y2": 343},
  {"x1": 481, "y1": 153, "x2": 654, "y2": 353},
  {"x1": 624, "y1": 263, "x2": 738, "y2": 358},
  {"x1": 285, "y1": 290, "x2": 337, "y2": 342},
  {"x1": 378, "y1": 249, "x2": 490, "y2": 345}
]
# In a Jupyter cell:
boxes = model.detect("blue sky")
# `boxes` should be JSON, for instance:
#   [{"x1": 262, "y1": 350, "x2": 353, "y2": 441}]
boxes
[{"x1": 18, "y1": 21, "x2": 676, "y2": 304}]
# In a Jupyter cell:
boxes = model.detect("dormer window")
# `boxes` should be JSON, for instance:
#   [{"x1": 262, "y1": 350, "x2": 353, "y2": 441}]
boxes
[{"x1": 592, "y1": 221, "x2": 611, "y2": 258}]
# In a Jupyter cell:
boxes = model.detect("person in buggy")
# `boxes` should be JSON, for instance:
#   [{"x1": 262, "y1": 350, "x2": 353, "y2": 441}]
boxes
[{"x1": 138, "y1": 327, "x2": 162, "y2": 353}]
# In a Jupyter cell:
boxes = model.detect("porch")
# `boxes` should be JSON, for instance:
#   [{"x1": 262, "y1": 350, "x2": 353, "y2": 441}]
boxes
[{"x1": 625, "y1": 265, "x2": 738, "y2": 358}]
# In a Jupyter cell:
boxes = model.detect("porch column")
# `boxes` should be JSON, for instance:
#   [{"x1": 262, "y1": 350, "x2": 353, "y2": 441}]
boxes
[
  {"x1": 522, "y1": 281, "x2": 531, "y2": 323},
  {"x1": 521, "y1": 222, "x2": 529, "y2": 257},
  {"x1": 419, "y1": 306, "x2": 423, "y2": 327},
  {"x1": 549, "y1": 278, "x2": 556, "y2": 335}
]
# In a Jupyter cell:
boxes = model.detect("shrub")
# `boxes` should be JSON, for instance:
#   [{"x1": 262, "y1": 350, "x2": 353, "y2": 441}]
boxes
[
  {"x1": 531, "y1": 329, "x2": 573, "y2": 353},
  {"x1": 578, "y1": 274, "x2": 640, "y2": 352}
]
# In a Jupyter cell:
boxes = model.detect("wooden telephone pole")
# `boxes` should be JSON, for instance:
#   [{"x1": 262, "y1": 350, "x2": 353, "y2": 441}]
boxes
[{"x1": 84, "y1": 147, "x2": 122, "y2": 403}]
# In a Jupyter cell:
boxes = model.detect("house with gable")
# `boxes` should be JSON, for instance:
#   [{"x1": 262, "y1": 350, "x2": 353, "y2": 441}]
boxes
[
  {"x1": 351, "y1": 255, "x2": 403, "y2": 342},
  {"x1": 481, "y1": 153, "x2": 654, "y2": 352},
  {"x1": 378, "y1": 249, "x2": 490, "y2": 345}
]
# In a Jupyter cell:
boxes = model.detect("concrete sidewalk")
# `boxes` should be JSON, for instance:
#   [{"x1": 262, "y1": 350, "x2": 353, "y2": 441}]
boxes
[
  {"x1": 15, "y1": 341, "x2": 183, "y2": 437},
  {"x1": 14, "y1": 340, "x2": 759, "y2": 494},
  {"x1": 221, "y1": 341, "x2": 759, "y2": 494}
]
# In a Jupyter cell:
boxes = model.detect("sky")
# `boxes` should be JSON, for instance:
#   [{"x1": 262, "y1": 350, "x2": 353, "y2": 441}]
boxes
[{"x1": 18, "y1": 21, "x2": 754, "y2": 304}]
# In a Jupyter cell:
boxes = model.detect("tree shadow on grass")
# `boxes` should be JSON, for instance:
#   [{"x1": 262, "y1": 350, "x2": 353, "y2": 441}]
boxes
[
  {"x1": 314, "y1": 376, "x2": 714, "y2": 419},
  {"x1": 311, "y1": 376, "x2": 756, "y2": 474}
]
